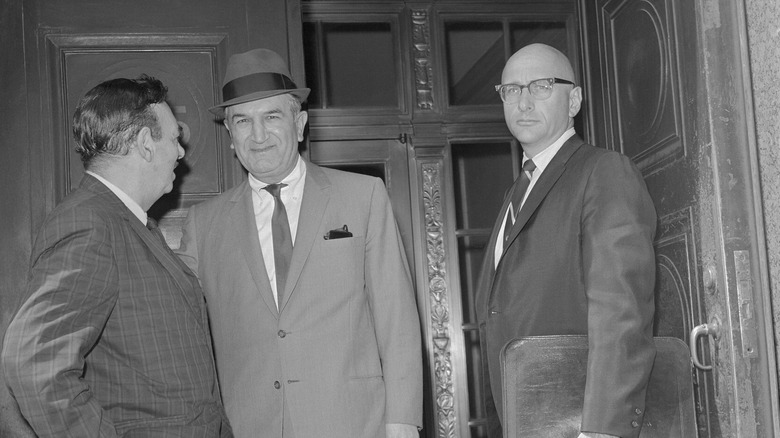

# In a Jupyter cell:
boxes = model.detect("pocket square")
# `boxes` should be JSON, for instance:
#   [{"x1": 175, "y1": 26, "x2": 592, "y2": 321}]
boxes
[{"x1": 324, "y1": 225, "x2": 352, "y2": 240}]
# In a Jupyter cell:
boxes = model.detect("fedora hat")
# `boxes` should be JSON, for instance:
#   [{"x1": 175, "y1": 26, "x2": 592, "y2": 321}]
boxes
[{"x1": 209, "y1": 48, "x2": 310, "y2": 116}]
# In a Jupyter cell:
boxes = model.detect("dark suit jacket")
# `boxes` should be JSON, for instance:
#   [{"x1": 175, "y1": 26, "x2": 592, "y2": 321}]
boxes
[
  {"x1": 177, "y1": 160, "x2": 422, "y2": 438},
  {"x1": 1, "y1": 175, "x2": 230, "y2": 437},
  {"x1": 476, "y1": 136, "x2": 657, "y2": 438}
]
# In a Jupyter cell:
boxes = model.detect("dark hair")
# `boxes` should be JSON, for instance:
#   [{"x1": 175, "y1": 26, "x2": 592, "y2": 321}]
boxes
[{"x1": 72, "y1": 74, "x2": 168, "y2": 167}]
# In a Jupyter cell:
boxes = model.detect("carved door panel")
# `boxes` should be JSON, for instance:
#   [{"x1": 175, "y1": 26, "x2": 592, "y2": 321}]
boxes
[{"x1": 581, "y1": 0, "x2": 778, "y2": 436}]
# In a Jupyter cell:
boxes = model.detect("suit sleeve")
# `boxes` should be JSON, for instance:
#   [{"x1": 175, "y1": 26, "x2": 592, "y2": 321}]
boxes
[
  {"x1": 363, "y1": 178, "x2": 423, "y2": 428},
  {"x1": 1, "y1": 213, "x2": 119, "y2": 437},
  {"x1": 580, "y1": 153, "x2": 657, "y2": 438}
]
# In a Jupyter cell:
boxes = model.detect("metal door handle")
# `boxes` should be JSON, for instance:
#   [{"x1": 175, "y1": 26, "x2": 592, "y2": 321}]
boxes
[{"x1": 690, "y1": 318, "x2": 720, "y2": 370}]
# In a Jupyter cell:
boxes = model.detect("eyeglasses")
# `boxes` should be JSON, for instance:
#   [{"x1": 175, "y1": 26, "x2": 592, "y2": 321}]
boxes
[{"x1": 494, "y1": 78, "x2": 575, "y2": 104}]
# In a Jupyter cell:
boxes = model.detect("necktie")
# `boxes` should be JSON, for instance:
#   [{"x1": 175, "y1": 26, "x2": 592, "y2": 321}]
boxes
[
  {"x1": 502, "y1": 159, "x2": 537, "y2": 243},
  {"x1": 264, "y1": 183, "x2": 293, "y2": 303},
  {"x1": 146, "y1": 217, "x2": 167, "y2": 246}
]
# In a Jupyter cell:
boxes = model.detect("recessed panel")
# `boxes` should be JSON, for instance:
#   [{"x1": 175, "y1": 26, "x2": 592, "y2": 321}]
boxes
[
  {"x1": 654, "y1": 208, "x2": 701, "y2": 339},
  {"x1": 602, "y1": 0, "x2": 685, "y2": 172}
]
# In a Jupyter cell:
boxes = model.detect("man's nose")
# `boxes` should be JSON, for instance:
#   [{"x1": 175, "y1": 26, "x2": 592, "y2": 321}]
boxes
[
  {"x1": 516, "y1": 88, "x2": 534, "y2": 111},
  {"x1": 177, "y1": 143, "x2": 185, "y2": 160},
  {"x1": 252, "y1": 121, "x2": 269, "y2": 142}
]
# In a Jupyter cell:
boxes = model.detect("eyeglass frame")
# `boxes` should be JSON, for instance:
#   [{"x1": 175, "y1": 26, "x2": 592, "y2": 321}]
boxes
[{"x1": 494, "y1": 77, "x2": 576, "y2": 103}]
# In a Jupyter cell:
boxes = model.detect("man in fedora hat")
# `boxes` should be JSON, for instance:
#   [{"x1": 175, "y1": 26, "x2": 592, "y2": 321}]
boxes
[{"x1": 176, "y1": 48, "x2": 423, "y2": 438}]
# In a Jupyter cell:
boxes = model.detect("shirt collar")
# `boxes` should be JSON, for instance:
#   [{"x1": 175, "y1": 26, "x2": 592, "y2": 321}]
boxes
[
  {"x1": 523, "y1": 128, "x2": 576, "y2": 173},
  {"x1": 86, "y1": 171, "x2": 148, "y2": 225},
  {"x1": 248, "y1": 155, "x2": 306, "y2": 193}
]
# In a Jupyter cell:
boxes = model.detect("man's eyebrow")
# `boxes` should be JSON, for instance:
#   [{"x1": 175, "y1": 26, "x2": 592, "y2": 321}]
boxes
[
  {"x1": 229, "y1": 107, "x2": 284, "y2": 122},
  {"x1": 229, "y1": 112, "x2": 248, "y2": 122}
]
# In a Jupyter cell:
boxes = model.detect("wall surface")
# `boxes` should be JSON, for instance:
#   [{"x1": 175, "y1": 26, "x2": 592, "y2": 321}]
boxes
[
  {"x1": 0, "y1": 0, "x2": 36, "y2": 435},
  {"x1": 746, "y1": 0, "x2": 780, "y2": 384}
]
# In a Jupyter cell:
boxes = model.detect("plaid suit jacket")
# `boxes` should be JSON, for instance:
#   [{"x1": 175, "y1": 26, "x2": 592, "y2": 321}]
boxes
[{"x1": 2, "y1": 175, "x2": 231, "y2": 437}]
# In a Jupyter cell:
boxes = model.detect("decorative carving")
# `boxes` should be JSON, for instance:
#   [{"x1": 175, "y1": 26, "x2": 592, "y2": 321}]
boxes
[
  {"x1": 412, "y1": 9, "x2": 434, "y2": 110},
  {"x1": 422, "y1": 163, "x2": 456, "y2": 438}
]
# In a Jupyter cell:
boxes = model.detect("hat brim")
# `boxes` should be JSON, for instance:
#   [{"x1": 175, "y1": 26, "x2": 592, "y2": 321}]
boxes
[{"x1": 209, "y1": 88, "x2": 311, "y2": 117}]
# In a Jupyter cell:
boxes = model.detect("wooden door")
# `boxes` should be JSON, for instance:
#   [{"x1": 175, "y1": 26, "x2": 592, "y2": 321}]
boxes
[
  {"x1": 0, "y1": 0, "x2": 303, "y2": 435},
  {"x1": 581, "y1": 0, "x2": 779, "y2": 436}
]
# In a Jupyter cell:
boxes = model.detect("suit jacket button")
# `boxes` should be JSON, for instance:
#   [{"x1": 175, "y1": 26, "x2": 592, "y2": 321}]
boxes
[
  {"x1": 274, "y1": 381, "x2": 281, "y2": 389},
  {"x1": 278, "y1": 330, "x2": 286, "y2": 338},
  {"x1": 635, "y1": 407, "x2": 642, "y2": 415},
  {"x1": 631, "y1": 420, "x2": 640, "y2": 428}
]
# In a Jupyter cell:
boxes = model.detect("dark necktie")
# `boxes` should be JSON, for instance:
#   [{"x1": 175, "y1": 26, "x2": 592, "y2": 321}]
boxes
[
  {"x1": 502, "y1": 159, "x2": 537, "y2": 243},
  {"x1": 146, "y1": 217, "x2": 167, "y2": 246},
  {"x1": 264, "y1": 183, "x2": 293, "y2": 303}
]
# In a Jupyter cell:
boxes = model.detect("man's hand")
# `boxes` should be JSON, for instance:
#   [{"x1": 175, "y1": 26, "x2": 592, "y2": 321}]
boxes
[{"x1": 386, "y1": 423, "x2": 418, "y2": 438}]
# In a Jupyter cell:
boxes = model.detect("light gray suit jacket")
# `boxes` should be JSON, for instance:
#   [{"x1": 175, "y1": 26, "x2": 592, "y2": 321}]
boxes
[{"x1": 177, "y1": 160, "x2": 422, "y2": 438}]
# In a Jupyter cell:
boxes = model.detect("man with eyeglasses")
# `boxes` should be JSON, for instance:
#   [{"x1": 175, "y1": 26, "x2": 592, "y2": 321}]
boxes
[{"x1": 476, "y1": 43, "x2": 657, "y2": 438}]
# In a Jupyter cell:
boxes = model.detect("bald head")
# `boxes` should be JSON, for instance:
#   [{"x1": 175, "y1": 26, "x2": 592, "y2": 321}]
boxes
[{"x1": 502, "y1": 43, "x2": 576, "y2": 84}]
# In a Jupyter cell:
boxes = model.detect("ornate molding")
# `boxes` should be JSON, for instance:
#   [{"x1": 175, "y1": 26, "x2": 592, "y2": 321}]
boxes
[
  {"x1": 422, "y1": 163, "x2": 456, "y2": 438},
  {"x1": 411, "y1": 9, "x2": 434, "y2": 110}
]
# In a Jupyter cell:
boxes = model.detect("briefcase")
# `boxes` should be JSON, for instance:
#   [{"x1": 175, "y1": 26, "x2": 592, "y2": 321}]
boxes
[{"x1": 500, "y1": 335, "x2": 697, "y2": 438}]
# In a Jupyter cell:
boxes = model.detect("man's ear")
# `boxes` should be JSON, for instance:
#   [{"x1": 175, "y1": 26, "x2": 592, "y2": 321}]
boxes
[
  {"x1": 223, "y1": 119, "x2": 235, "y2": 149},
  {"x1": 568, "y1": 86, "x2": 583, "y2": 118},
  {"x1": 295, "y1": 110, "x2": 308, "y2": 142},
  {"x1": 134, "y1": 126, "x2": 155, "y2": 162}
]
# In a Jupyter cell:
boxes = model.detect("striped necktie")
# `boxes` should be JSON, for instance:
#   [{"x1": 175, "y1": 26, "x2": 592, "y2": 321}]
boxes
[{"x1": 502, "y1": 159, "x2": 537, "y2": 243}]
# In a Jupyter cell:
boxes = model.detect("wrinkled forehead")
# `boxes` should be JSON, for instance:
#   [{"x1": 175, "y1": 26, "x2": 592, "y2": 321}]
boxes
[{"x1": 502, "y1": 47, "x2": 574, "y2": 83}]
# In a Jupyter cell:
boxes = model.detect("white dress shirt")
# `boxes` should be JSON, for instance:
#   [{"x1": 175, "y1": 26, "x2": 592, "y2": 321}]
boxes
[
  {"x1": 494, "y1": 128, "x2": 576, "y2": 267},
  {"x1": 248, "y1": 156, "x2": 306, "y2": 307}
]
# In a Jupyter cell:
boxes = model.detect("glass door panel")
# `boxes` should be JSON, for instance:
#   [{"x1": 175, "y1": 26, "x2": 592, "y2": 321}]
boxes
[
  {"x1": 451, "y1": 139, "x2": 521, "y2": 437},
  {"x1": 444, "y1": 22, "x2": 505, "y2": 106},
  {"x1": 304, "y1": 21, "x2": 398, "y2": 109}
]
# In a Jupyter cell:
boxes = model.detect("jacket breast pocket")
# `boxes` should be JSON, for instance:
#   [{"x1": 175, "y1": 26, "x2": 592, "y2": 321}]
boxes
[{"x1": 309, "y1": 236, "x2": 365, "y2": 290}]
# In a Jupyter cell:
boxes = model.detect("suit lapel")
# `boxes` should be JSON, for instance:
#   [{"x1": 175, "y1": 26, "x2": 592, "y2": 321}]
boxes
[
  {"x1": 500, "y1": 136, "x2": 585, "y2": 261},
  {"x1": 82, "y1": 175, "x2": 209, "y2": 332},
  {"x1": 129, "y1": 218, "x2": 204, "y2": 309},
  {"x1": 228, "y1": 181, "x2": 280, "y2": 317},
  {"x1": 279, "y1": 161, "x2": 330, "y2": 312},
  {"x1": 475, "y1": 185, "x2": 512, "y2": 318}
]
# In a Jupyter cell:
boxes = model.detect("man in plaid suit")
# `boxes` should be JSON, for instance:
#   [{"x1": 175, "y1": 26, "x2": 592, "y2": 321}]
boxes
[{"x1": 1, "y1": 76, "x2": 231, "y2": 437}]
